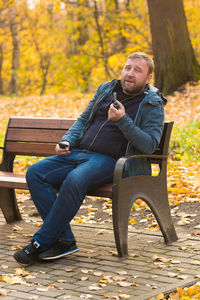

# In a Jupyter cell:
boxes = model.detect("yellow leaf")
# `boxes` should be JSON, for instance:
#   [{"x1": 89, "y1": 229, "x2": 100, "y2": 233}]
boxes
[
  {"x1": 129, "y1": 218, "x2": 137, "y2": 225},
  {"x1": 156, "y1": 294, "x2": 165, "y2": 299},
  {"x1": 177, "y1": 287, "x2": 184, "y2": 296},
  {"x1": 1, "y1": 275, "x2": 27, "y2": 285},
  {"x1": 0, "y1": 289, "x2": 7, "y2": 296}
]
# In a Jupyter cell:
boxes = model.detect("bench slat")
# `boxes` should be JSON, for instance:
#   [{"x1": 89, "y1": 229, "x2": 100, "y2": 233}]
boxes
[
  {"x1": 6, "y1": 128, "x2": 66, "y2": 143},
  {"x1": 0, "y1": 172, "x2": 27, "y2": 189},
  {"x1": 0, "y1": 171, "x2": 112, "y2": 198},
  {"x1": 8, "y1": 117, "x2": 75, "y2": 129},
  {"x1": 88, "y1": 184, "x2": 112, "y2": 198},
  {"x1": 5, "y1": 142, "x2": 56, "y2": 156}
]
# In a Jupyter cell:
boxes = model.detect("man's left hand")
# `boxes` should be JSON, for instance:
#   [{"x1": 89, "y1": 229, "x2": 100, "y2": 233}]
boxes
[{"x1": 108, "y1": 101, "x2": 125, "y2": 121}]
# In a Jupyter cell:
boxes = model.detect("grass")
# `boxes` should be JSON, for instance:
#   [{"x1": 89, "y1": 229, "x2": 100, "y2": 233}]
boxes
[{"x1": 170, "y1": 120, "x2": 200, "y2": 161}]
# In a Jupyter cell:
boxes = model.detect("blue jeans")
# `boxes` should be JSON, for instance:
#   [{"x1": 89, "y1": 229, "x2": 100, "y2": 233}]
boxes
[{"x1": 26, "y1": 149, "x2": 116, "y2": 250}]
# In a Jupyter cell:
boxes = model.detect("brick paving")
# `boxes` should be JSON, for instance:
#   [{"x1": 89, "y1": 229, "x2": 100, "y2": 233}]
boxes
[{"x1": 0, "y1": 212, "x2": 200, "y2": 300}]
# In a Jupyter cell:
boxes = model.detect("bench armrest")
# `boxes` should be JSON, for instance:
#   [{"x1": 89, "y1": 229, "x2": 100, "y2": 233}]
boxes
[{"x1": 114, "y1": 154, "x2": 167, "y2": 183}]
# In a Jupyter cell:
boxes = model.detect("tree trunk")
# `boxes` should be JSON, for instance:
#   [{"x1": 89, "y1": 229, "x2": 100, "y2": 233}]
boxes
[
  {"x1": 93, "y1": 0, "x2": 112, "y2": 78},
  {"x1": 147, "y1": 0, "x2": 200, "y2": 94},
  {"x1": 9, "y1": 5, "x2": 20, "y2": 95},
  {"x1": 0, "y1": 45, "x2": 3, "y2": 94}
]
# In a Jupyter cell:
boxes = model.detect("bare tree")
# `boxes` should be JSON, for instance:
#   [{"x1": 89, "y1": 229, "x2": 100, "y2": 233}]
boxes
[
  {"x1": 0, "y1": 45, "x2": 3, "y2": 94},
  {"x1": 93, "y1": 0, "x2": 112, "y2": 78},
  {"x1": 9, "y1": 5, "x2": 20, "y2": 95},
  {"x1": 147, "y1": 0, "x2": 200, "y2": 94}
]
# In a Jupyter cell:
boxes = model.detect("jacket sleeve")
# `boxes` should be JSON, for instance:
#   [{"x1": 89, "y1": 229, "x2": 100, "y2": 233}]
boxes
[{"x1": 116, "y1": 99, "x2": 165, "y2": 154}]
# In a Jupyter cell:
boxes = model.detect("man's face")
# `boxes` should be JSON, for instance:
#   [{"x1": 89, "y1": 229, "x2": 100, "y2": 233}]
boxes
[{"x1": 121, "y1": 58, "x2": 152, "y2": 95}]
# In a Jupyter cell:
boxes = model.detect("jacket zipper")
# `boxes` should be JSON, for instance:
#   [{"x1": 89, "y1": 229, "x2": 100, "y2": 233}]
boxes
[
  {"x1": 87, "y1": 119, "x2": 109, "y2": 151},
  {"x1": 87, "y1": 96, "x2": 115, "y2": 150}
]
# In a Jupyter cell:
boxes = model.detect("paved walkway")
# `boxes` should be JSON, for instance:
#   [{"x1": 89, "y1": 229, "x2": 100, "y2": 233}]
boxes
[{"x1": 0, "y1": 213, "x2": 200, "y2": 300}]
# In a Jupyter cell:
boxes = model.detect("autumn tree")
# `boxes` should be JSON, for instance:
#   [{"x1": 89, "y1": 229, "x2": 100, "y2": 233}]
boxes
[
  {"x1": 0, "y1": 0, "x2": 14, "y2": 94},
  {"x1": 0, "y1": 44, "x2": 3, "y2": 93},
  {"x1": 0, "y1": 0, "x2": 199, "y2": 96},
  {"x1": 147, "y1": 0, "x2": 200, "y2": 94}
]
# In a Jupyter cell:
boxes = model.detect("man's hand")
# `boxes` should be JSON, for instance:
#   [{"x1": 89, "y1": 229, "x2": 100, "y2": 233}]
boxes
[
  {"x1": 55, "y1": 141, "x2": 71, "y2": 155},
  {"x1": 108, "y1": 101, "x2": 125, "y2": 122}
]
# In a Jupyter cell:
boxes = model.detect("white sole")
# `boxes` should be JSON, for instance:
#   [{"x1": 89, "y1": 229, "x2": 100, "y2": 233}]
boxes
[{"x1": 40, "y1": 247, "x2": 79, "y2": 260}]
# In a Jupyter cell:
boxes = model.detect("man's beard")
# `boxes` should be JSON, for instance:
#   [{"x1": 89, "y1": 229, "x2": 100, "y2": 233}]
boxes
[{"x1": 121, "y1": 78, "x2": 146, "y2": 96}]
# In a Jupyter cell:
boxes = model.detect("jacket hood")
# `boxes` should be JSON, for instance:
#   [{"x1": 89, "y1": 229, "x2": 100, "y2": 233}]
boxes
[{"x1": 148, "y1": 85, "x2": 168, "y2": 106}]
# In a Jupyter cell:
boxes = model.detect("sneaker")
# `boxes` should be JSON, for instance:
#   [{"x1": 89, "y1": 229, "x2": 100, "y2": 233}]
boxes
[
  {"x1": 13, "y1": 241, "x2": 41, "y2": 266},
  {"x1": 38, "y1": 240, "x2": 79, "y2": 260}
]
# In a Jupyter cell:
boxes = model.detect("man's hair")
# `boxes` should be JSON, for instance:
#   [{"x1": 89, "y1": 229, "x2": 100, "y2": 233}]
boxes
[{"x1": 127, "y1": 52, "x2": 154, "y2": 74}]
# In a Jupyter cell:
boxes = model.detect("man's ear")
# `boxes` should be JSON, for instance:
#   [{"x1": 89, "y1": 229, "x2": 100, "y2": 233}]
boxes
[{"x1": 146, "y1": 73, "x2": 152, "y2": 84}]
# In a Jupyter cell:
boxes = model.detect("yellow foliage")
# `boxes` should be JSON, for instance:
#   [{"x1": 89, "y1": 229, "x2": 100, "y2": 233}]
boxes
[{"x1": 1, "y1": 0, "x2": 199, "y2": 96}]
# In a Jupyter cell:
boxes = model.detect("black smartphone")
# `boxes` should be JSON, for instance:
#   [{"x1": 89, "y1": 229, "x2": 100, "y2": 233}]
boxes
[
  {"x1": 59, "y1": 142, "x2": 70, "y2": 149},
  {"x1": 113, "y1": 92, "x2": 119, "y2": 109}
]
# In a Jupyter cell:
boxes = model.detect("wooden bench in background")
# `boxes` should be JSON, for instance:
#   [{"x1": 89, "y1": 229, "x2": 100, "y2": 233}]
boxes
[{"x1": 0, "y1": 117, "x2": 178, "y2": 256}]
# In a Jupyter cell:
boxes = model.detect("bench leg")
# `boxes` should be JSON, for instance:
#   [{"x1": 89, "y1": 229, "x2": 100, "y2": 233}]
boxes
[
  {"x1": 147, "y1": 189, "x2": 178, "y2": 244},
  {"x1": 0, "y1": 188, "x2": 22, "y2": 223},
  {"x1": 112, "y1": 177, "x2": 178, "y2": 257},
  {"x1": 112, "y1": 185, "x2": 132, "y2": 257}
]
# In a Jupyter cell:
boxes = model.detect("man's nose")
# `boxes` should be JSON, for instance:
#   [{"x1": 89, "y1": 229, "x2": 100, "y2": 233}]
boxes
[{"x1": 127, "y1": 69, "x2": 135, "y2": 76}]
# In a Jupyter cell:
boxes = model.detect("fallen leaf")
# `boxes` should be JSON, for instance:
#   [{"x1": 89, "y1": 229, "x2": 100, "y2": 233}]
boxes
[
  {"x1": 15, "y1": 268, "x2": 30, "y2": 277},
  {"x1": 129, "y1": 218, "x2": 137, "y2": 225},
  {"x1": 65, "y1": 268, "x2": 75, "y2": 272},
  {"x1": 12, "y1": 225, "x2": 23, "y2": 232},
  {"x1": 168, "y1": 272, "x2": 177, "y2": 278},
  {"x1": 81, "y1": 269, "x2": 92, "y2": 274},
  {"x1": 117, "y1": 281, "x2": 132, "y2": 287},
  {"x1": 155, "y1": 294, "x2": 165, "y2": 300},
  {"x1": 171, "y1": 260, "x2": 181, "y2": 264},
  {"x1": 36, "y1": 287, "x2": 48, "y2": 292},
  {"x1": 1, "y1": 265, "x2": 8, "y2": 269},
  {"x1": 177, "y1": 275, "x2": 189, "y2": 280},
  {"x1": 0, "y1": 289, "x2": 7, "y2": 296},
  {"x1": 129, "y1": 253, "x2": 140, "y2": 258},
  {"x1": 94, "y1": 272, "x2": 103, "y2": 276},
  {"x1": 57, "y1": 279, "x2": 66, "y2": 283},
  {"x1": 117, "y1": 271, "x2": 127, "y2": 275},
  {"x1": 81, "y1": 277, "x2": 89, "y2": 281},
  {"x1": 118, "y1": 294, "x2": 130, "y2": 299},
  {"x1": 191, "y1": 261, "x2": 200, "y2": 265},
  {"x1": 1, "y1": 275, "x2": 27, "y2": 285},
  {"x1": 88, "y1": 285, "x2": 101, "y2": 291},
  {"x1": 152, "y1": 255, "x2": 171, "y2": 263},
  {"x1": 96, "y1": 230, "x2": 105, "y2": 235}
]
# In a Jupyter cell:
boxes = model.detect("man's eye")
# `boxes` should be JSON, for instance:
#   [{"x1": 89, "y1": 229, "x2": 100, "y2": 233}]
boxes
[
  {"x1": 125, "y1": 66, "x2": 131, "y2": 71},
  {"x1": 135, "y1": 68, "x2": 142, "y2": 73}
]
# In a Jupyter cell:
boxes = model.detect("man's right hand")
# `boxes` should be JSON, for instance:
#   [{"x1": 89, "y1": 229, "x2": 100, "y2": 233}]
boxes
[{"x1": 55, "y1": 141, "x2": 71, "y2": 155}]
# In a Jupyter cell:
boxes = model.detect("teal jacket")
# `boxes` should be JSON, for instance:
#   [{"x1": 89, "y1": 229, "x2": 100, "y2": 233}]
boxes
[{"x1": 61, "y1": 80, "x2": 167, "y2": 176}]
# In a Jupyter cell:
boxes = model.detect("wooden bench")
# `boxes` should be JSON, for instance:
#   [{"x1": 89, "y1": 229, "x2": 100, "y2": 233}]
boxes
[{"x1": 0, "y1": 117, "x2": 178, "y2": 256}]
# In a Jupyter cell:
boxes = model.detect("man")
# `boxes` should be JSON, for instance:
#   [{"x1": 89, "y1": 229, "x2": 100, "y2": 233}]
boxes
[{"x1": 14, "y1": 52, "x2": 167, "y2": 266}]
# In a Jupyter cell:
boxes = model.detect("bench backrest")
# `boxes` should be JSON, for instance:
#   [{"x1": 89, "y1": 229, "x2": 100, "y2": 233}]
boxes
[
  {"x1": 4, "y1": 117, "x2": 75, "y2": 157},
  {"x1": 153, "y1": 121, "x2": 173, "y2": 156},
  {"x1": 3, "y1": 117, "x2": 173, "y2": 158}
]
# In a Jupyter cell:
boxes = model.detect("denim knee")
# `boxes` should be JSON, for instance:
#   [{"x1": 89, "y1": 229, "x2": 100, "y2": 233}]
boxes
[{"x1": 26, "y1": 163, "x2": 38, "y2": 185}]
